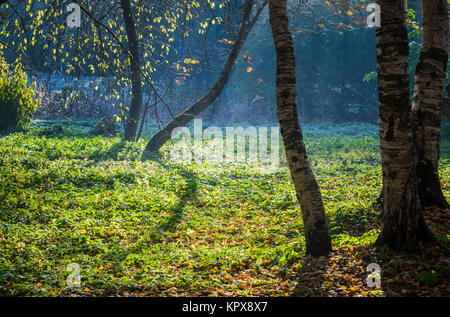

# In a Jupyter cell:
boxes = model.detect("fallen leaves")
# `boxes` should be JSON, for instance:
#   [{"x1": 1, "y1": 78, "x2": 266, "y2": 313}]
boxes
[{"x1": 292, "y1": 207, "x2": 450, "y2": 297}]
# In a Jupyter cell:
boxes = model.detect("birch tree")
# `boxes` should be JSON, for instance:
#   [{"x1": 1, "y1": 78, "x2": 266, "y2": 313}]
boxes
[
  {"x1": 412, "y1": 0, "x2": 449, "y2": 209},
  {"x1": 375, "y1": 0, "x2": 434, "y2": 249},
  {"x1": 269, "y1": 0, "x2": 332, "y2": 257}
]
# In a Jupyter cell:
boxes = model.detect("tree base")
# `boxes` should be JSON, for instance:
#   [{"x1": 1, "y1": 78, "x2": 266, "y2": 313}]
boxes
[
  {"x1": 375, "y1": 217, "x2": 436, "y2": 252},
  {"x1": 306, "y1": 230, "x2": 332, "y2": 257},
  {"x1": 417, "y1": 160, "x2": 449, "y2": 209}
]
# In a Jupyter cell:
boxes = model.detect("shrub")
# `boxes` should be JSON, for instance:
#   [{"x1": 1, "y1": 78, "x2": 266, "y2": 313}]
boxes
[
  {"x1": 0, "y1": 54, "x2": 40, "y2": 131},
  {"x1": 89, "y1": 117, "x2": 118, "y2": 136},
  {"x1": 38, "y1": 124, "x2": 64, "y2": 136}
]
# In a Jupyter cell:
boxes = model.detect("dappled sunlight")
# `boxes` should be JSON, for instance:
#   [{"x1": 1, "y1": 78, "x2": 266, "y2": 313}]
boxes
[{"x1": 1, "y1": 120, "x2": 448, "y2": 296}]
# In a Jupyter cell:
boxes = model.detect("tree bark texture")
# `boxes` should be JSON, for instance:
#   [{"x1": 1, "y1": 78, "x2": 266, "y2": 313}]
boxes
[
  {"x1": 269, "y1": 0, "x2": 332, "y2": 257},
  {"x1": 375, "y1": 0, "x2": 434, "y2": 250},
  {"x1": 412, "y1": 0, "x2": 449, "y2": 209}
]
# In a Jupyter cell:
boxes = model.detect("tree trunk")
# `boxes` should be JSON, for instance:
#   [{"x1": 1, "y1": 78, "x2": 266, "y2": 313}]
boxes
[
  {"x1": 269, "y1": 0, "x2": 331, "y2": 257},
  {"x1": 121, "y1": 0, "x2": 143, "y2": 141},
  {"x1": 375, "y1": 0, "x2": 434, "y2": 250},
  {"x1": 143, "y1": 0, "x2": 264, "y2": 154},
  {"x1": 412, "y1": 0, "x2": 449, "y2": 209}
]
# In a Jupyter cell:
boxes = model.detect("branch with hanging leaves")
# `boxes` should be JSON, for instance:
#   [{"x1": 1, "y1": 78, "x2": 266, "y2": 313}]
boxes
[{"x1": 73, "y1": 0, "x2": 174, "y2": 121}]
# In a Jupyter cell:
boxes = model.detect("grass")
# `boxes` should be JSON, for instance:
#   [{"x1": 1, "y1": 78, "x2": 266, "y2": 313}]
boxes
[{"x1": 0, "y1": 120, "x2": 448, "y2": 296}]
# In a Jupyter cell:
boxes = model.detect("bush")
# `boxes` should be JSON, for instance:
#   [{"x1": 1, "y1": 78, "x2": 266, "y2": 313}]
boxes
[
  {"x1": 89, "y1": 117, "x2": 119, "y2": 137},
  {"x1": 37, "y1": 124, "x2": 64, "y2": 136},
  {"x1": 0, "y1": 54, "x2": 40, "y2": 131}
]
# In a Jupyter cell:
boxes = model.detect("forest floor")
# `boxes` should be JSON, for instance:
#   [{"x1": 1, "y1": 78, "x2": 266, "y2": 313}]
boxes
[{"x1": 0, "y1": 119, "x2": 448, "y2": 297}]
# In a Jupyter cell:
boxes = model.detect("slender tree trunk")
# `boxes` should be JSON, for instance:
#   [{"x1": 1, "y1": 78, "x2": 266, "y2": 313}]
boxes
[
  {"x1": 121, "y1": 0, "x2": 143, "y2": 141},
  {"x1": 375, "y1": 0, "x2": 434, "y2": 250},
  {"x1": 143, "y1": 0, "x2": 265, "y2": 154},
  {"x1": 269, "y1": 0, "x2": 331, "y2": 257},
  {"x1": 412, "y1": 0, "x2": 449, "y2": 209}
]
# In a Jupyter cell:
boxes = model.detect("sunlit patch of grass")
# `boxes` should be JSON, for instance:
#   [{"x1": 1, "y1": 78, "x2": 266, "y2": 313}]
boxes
[{"x1": 0, "y1": 120, "x2": 448, "y2": 296}]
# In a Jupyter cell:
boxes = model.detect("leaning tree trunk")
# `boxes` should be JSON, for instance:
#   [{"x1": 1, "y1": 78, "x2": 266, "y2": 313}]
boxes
[
  {"x1": 144, "y1": 0, "x2": 264, "y2": 154},
  {"x1": 269, "y1": 0, "x2": 331, "y2": 257},
  {"x1": 412, "y1": 0, "x2": 449, "y2": 209},
  {"x1": 121, "y1": 0, "x2": 143, "y2": 141},
  {"x1": 375, "y1": 0, "x2": 434, "y2": 250}
]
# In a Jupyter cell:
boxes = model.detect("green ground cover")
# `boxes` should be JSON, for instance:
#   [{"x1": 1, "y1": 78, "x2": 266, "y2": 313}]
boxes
[{"x1": 0, "y1": 120, "x2": 448, "y2": 296}]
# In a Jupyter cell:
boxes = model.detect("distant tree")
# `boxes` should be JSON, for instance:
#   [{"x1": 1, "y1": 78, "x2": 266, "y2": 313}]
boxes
[
  {"x1": 0, "y1": 0, "x2": 185, "y2": 128},
  {"x1": 412, "y1": 0, "x2": 449, "y2": 209},
  {"x1": 375, "y1": 0, "x2": 434, "y2": 250},
  {"x1": 120, "y1": 0, "x2": 143, "y2": 141},
  {"x1": 269, "y1": 0, "x2": 331, "y2": 257}
]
